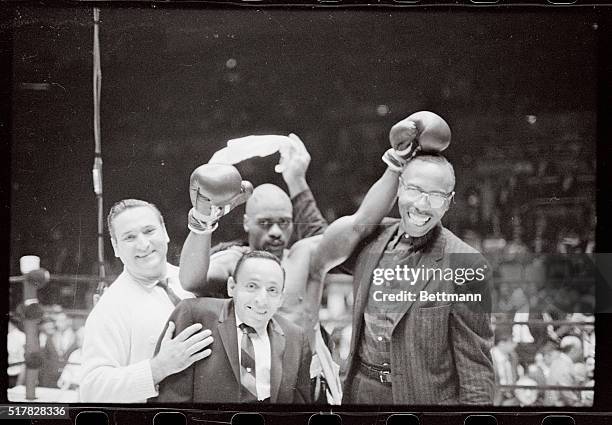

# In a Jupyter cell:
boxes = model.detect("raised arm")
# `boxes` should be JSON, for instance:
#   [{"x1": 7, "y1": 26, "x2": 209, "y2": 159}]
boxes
[
  {"x1": 179, "y1": 164, "x2": 252, "y2": 295},
  {"x1": 295, "y1": 159, "x2": 401, "y2": 336},
  {"x1": 311, "y1": 164, "x2": 400, "y2": 278},
  {"x1": 282, "y1": 134, "x2": 329, "y2": 242}
]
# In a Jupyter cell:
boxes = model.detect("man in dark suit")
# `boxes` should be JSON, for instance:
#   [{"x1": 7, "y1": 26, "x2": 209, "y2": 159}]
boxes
[
  {"x1": 336, "y1": 154, "x2": 494, "y2": 405},
  {"x1": 155, "y1": 250, "x2": 312, "y2": 403}
]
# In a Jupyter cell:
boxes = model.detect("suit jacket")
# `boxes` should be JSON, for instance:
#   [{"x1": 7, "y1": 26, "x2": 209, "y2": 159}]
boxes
[
  {"x1": 38, "y1": 331, "x2": 78, "y2": 388},
  {"x1": 343, "y1": 219, "x2": 495, "y2": 405},
  {"x1": 154, "y1": 298, "x2": 312, "y2": 403}
]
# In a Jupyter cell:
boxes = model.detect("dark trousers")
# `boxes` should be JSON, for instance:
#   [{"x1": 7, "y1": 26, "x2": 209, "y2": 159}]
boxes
[{"x1": 347, "y1": 369, "x2": 394, "y2": 404}]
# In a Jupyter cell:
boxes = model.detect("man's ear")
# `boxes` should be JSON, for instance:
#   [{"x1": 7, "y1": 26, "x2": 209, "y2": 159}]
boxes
[
  {"x1": 162, "y1": 225, "x2": 170, "y2": 243},
  {"x1": 227, "y1": 276, "x2": 236, "y2": 297},
  {"x1": 111, "y1": 238, "x2": 120, "y2": 258},
  {"x1": 243, "y1": 214, "x2": 250, "y2": 233}
]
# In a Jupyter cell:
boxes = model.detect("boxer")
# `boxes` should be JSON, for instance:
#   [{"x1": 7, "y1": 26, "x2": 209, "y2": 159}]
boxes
[{"x1": 176, "y1": 112, "x2": 461, "y2": 404}]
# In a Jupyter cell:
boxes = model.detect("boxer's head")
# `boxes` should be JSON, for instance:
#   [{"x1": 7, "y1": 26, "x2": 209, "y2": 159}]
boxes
[
  {"x1": 244, "y1": 184, "x2": 293, "y2": 259},
  {"x1": 108, "y1": 199, "x2": 169, "y2": 282},
  {"x1": 228, "y1": 250, "x2": 285, "y2": 332},
  {"x1": 397, "y1": 154, "x2": 455, "y2": 238}
]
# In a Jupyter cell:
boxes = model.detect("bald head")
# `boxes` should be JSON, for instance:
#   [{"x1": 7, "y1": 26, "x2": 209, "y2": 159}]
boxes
[
  {"x1": 244, "y1": 184, "x2": 294, "y2": 258},
  {"x1": 246, "y1": 184, "x2": 292, "y2": 216}
]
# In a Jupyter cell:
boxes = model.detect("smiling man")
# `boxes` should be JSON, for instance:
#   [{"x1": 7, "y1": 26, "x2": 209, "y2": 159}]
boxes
[
  {"x1": 337, "y1": 153, "x2": 495, "y2": 405},
  {"x1": 156, "y1": 250, "x2": 312, "y2": 403},
  {"x1": 80, "y1": 200, "x2": 215, "y2": 403}
]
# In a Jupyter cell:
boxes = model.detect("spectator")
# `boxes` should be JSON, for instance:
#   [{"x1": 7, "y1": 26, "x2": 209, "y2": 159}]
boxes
[
  {"x1": 491, "y1": 328, "x2": 518, "y2": 405},
  {"x1": 542, "y1": 337, "x2": 583, "y2": 407},
  {"x1": 513, "y1": 376, "x2": 540, "y2": 407},
  {"x1": 39, "y1": 317, "x2": 55, "y2": 349},
  {"x1": 7, "y1": 319, "x2": 26, "y2": 388},
  {"x1": 39, "y1": 311, "x2": 78, "y2": 388}
]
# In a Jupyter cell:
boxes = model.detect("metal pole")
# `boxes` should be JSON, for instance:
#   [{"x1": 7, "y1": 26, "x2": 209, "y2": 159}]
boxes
[{"x1": 92, "y1": 8, "x2": 107, "y2": 298}]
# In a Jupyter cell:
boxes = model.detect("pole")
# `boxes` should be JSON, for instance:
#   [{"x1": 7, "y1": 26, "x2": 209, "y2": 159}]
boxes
[{"x1": 92, "y1": 8, "x2": 107, "y2": 298}]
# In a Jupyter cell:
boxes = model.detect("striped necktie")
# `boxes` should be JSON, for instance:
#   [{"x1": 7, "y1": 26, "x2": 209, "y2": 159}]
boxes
[
  {"x1": 239, "y1": 323, "x2": 258, "y2": 399},
  {"x1": 157, "y1": 278, "x2": 181, "y2": 306}
]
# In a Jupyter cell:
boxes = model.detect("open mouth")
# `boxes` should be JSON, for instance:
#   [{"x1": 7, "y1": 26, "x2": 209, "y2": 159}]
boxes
[
  {"x1": 247, "y1": 306, "x2": 267, "y2": 317},
  {"x1": 407, "y1": 209, "x2": 431, "y2": 227}
]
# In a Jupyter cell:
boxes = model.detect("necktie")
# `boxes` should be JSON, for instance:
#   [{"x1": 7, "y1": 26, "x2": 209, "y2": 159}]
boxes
[
  {"x1": 157, "y1": 278, "x2": 181, "y2": 306},
  {"x1": 239, "y1": 323, "x2": 258, "y2": 399}
]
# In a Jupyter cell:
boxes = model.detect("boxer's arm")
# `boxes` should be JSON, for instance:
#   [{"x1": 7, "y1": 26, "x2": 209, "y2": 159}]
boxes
[
  {"x1": 179, "y1": 234, "x2": 242, "y2": 296},
  {"x1": 180, "y1": 164, "x2": 252, "y2": 295},
  {"x1": 179, "y1": 232, "x2": 212, "y2": 295},
  {"x1": 300, "y1": 167, "x2": 399, "y2": 333},
  {"x1": 290, "y1": 188, "x2": 328, "y2": 242},
  {"x1": 312, "y1": 167, "x2": 399, "y2": 275},
  {"x1": 282, "y1": 133, "x2": 329, "y2": 242}
]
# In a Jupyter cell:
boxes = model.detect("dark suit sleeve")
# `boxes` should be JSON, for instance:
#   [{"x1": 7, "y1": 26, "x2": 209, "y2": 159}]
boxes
[
  {"x1": 154, "y1": 300, "x2": 196, "y2": 403},
  {"x1": 288, "y1": 188, "x2": 328, "y2": 246},
  {"x1": 450, "y1": 258, "x2": 495, "y2": 405},
  {"x1": 294, "y1": 331, "x2": 313, "y2": 404}
]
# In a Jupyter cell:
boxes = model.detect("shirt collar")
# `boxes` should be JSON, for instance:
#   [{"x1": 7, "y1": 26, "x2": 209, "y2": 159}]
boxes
[
  {"x1": 234, "y1": 309, "x2": 268, "y2": 338},
  {"x1": 391, "y1": 223, "x2": 440, "y2": 251},
  {"x1": 124, "y1": 266, "x2": 168, "y2": 290}
]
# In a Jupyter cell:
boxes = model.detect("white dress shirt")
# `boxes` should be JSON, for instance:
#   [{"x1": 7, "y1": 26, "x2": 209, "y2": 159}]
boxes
[{"x1": 235, "y1": 312, "x2": 271, "y2": 401}]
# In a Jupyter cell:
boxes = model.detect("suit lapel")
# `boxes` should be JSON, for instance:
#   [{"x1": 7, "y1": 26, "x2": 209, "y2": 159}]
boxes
[
  {"x1": 268, "y1": 318, "x2": 286, "y2": 403},
  {"x1": 217, "y1": 300, "x2": 241, "y2": 384}
]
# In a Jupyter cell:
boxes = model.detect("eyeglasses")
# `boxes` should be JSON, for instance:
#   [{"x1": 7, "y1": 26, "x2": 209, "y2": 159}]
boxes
[
  {"x1": 256, "y1": 218, "x2": 292, "y2": 230},
  {"x1": 398, "y1": 176, "x2": 454, "y2": 209}
]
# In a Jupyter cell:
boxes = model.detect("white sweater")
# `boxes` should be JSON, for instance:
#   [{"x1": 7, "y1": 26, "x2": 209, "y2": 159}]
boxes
[{"x1": 79, "y1": 264, "x2": 193, "y2": 403}]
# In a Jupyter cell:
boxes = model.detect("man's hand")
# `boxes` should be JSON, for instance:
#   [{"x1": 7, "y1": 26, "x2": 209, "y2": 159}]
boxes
[
  {"x1": 150, "y1": 322, "x2": 213, "y2": 385},
  {"x1": 280, "y1": 133, "x2": 311, "y2": 197}
]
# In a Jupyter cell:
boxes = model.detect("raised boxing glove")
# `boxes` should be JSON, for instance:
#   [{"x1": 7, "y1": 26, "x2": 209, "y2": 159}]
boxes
[
  {"x1": 188, "y1": 164, "x2": 253, "y2": 234},
  {"x1": 390, "y1": 111, "x2": 451, "y2": 156},
  {"x1": 383, "y1": 111, "x2": 451, "y2": 171}
]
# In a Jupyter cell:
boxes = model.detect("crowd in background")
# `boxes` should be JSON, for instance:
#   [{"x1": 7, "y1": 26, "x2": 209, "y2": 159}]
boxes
[
  {"x1": 7, "y1": 158, "x2": 597, "y2": 405},
  {"x1": 7, "y1": 306, "x2": 85, "y2": 392}
]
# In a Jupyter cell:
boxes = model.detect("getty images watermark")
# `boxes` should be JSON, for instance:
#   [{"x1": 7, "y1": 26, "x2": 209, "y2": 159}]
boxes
[{"x1": 371, "y1": 264, "x2": 488, "y2": 303}]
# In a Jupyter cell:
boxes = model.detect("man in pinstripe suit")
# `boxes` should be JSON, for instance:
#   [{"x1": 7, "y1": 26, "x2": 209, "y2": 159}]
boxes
[{"x1": 335, "y1": 154, "x2": 495, "y2": 404}]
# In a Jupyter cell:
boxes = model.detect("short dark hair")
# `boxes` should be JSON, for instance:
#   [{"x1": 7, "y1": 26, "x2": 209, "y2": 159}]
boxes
[
  {"x1": 107, "y1": 199, "x2": 164, "y2": 240},
  {"x1": 407, "y1": 153, "x2": 456, "y2": 190},
  {"x1": 233, "y1": 250, "x2": 286, "y2": 287}
]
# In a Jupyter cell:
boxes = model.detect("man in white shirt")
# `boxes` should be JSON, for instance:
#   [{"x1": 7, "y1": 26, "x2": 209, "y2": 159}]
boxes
[{"x1": 80, "y1": 199, "x2": 215, "y2": 403}]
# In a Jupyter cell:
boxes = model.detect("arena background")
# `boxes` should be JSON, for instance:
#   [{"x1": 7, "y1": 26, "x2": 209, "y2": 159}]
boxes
[{"x1": 7, "y1": 7, "x2": 597, "y2": 405}]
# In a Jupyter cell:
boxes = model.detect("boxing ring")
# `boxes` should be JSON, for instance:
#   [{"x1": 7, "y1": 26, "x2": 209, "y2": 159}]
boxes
[
  {"x1": 6, "y1": 7, "x2": 598, "y2": 407},
  {"x1": 8, "y1": 264, "x2": 597, "y2": 406}
]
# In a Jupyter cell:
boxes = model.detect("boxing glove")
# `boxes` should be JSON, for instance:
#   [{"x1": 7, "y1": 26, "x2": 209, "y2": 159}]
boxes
[
  {"x1": 384, "y1": 111, "x2": 451, "y2": 171},
  {"x1": 188, "y1": 164, "x2": 253, "y2": 234}
]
